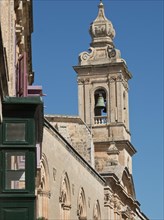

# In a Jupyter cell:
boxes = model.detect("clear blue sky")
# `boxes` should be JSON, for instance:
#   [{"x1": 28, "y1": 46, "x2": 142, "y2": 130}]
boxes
[{"x1": 32, "y1": 1, "x2": 163, "y2": 219}]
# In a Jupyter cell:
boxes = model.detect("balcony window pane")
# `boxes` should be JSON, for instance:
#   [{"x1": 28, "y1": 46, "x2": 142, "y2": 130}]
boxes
[
  {"x1": 5, "y1": 152, "x2": 26, "y2": 189},
  {"x1": 5, "y1": 123, "x2": 26, "y2": 142}
]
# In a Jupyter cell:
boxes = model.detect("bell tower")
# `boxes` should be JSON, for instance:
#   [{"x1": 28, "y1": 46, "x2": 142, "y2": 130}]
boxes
[{"x1": 74, "y1": 2, "x2": 136, "y2": 174}]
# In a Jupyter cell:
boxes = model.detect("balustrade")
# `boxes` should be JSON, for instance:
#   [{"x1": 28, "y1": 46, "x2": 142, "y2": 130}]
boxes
[{"x1": 94, "y1": 116, "x2": 107, "y2": 125}]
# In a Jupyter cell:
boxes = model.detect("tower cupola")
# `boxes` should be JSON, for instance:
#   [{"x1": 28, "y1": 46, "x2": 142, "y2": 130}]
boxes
[
  {"x1": 78, "y1": 1, "x2": 123, "y2": 66},
  {"x1": 89, "y1": 1, "x2": 115, "y2": 48}
]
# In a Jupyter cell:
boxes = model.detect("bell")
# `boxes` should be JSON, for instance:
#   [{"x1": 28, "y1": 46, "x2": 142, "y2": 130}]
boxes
[{"x1": 95, "y1": 93, "x2": 105, "y2": 109}]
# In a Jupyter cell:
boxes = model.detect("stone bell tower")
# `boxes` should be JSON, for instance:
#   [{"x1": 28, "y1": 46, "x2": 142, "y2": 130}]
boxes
[{"x1": 74, "y1": 1, "x2": 136, "y2": 174}]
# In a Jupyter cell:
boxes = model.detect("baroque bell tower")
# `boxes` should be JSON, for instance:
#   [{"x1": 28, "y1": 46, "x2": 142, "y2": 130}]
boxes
[{"x1": 74, "y1": 1, "x2": 136, "y2": 175}]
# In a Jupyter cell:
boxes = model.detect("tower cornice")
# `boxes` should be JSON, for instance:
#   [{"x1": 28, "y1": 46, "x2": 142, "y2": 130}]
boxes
[
  {"x1": 73, "y1": 62, "x2": 132, "y2": 80},
  {"x1": 94, "y1": 140, "x2": 137, "y2": 157}
]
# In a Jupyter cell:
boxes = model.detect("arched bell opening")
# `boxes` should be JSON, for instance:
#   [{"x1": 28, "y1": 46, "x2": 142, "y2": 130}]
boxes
[{"x1": 94, "y1": 89, "x2": 107, "y2": 125}]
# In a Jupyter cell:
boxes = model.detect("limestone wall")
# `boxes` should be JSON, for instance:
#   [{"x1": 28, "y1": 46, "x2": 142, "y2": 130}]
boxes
[
  {"x1": 37, "y1": 124, "x2": 105, "y2": 220},
  {"x1": 45, "y1": 115, "x2": 94, "y2": 165},
  {"x1": 0, "y1": 0, "x2": 15, "y2": 96}
]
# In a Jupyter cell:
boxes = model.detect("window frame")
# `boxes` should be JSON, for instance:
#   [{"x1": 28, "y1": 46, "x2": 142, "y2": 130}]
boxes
[
  {"x1": 2, "y1": 118, "x2": 34, "y2": 146},
  {"x1": 1, "y1": 149, "x2": 35, "y2": 193},
  {"x1": 5, "y1": 150, "x2": 26, "y2": 191}
]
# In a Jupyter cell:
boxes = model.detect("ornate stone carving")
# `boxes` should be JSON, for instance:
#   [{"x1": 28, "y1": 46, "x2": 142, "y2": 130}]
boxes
[
  {"x1": 89, "y1": 2, "x2": 115, "y2": 45},
  {"x1": 59, "y1": 174, "x2": 71, "y2": 208},
  {"x1": 109, "y1": 76, "x2": 116, "y2": 83},
  {"x1": 122, "y1": 205, "x2": 135, "y2": 220},
  {"x1": 108, "y1": 48, "x2": 116, "y2": 58},
  {"x1": 37, "y1": 189, "x2": 51, "y2": 198},
  {"x1": 79, "y1": 47, "x2": 95, "y2": 65},
  {"x1": 116, "y1": 74, "x2": 123, "y2": 82},
  {"x1": 113, "y1": 197, "x2": 121, "y2": 211},
  {"x1": 77, "y1": 188, "x2": 87, "y2": 219},
  {"x1": 77, "y1": 78, "x2": 90, "y2": 85},
  {"x1": 104, "y1": 191, "x2": 112, "y2": 205},
  {"x1": 107, "y1": 142, "x2": 119, "y2": 155},
  {"x1": 93, "y1": 200, "x2": 101, "y2": 220},
  {"x1": 108, "y1": 47, "x2": 121, "y2": 60},
  {"x1": 95, "y1": 157, "x2": 106, "y2": 172}
]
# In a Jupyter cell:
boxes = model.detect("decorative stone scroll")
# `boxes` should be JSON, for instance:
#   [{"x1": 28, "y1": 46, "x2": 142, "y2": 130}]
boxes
[{"x1": 79, "y1": 47, "x2": 95, "y2": 65}]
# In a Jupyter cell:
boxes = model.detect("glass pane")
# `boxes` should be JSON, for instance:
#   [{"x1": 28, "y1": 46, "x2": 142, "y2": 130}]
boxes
[
  {"x1": 6, "y1": 171, "x2": 25, "y2": 189},
  {"x1": 5, "y1": 152, "x2": 26, "y2": 189},
  {"x1": 5, "y1": 123, "x2": 26, "y2": 141}
]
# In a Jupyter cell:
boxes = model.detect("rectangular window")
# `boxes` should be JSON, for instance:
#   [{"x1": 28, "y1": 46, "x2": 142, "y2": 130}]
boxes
[
  {"x1": 5, "y1": 122, "x2": 26, "y2": 142},
  {"x1": 5, "y1": 151, "x2": 26, "y2": 190}
]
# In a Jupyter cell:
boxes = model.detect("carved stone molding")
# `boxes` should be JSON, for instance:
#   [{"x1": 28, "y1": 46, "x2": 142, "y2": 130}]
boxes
[
  {"x1": 104, "y1": 191, "x2": 113, "y2": 206},
  {"x1": 113, "y1": 197, "x2": 121, "y2": 211},
  {"x1": 121, "y1": 205, "x2": 135, "y2": 220},
  {"x1": 77, "y1": 78, "x2": 90, "y2": 85},
  {"x1": 77, "y1": 188, "x2": 87, "y2": 219},
  {"x1": 37, "y1": 189, "x2": 51, "y2": 198},
  {"x1": 88, "y1": 197, "x2": 91, "y2": 208},
  {"x1": 72, "y1": 184, "x2": 75, "y2": 195},
  {"x1": 53, "y1": 167, "x2": 57, "y2": 181},
  {"x1": 109, "y1": 76, "x2": 116, "y2": 83},
  {"x1": 116, "y1": 75, "x2": 123, "y2": 82}
]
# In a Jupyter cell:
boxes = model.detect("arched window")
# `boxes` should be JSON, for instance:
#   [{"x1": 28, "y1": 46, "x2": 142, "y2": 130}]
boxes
[
  {"x1": 59, "y1": 172, "x2": 71, "y2": 220},
  {"x1": 94, "y1": 88, "x2": 107, "y2": 124},
  {"x1": 77, "y1": 188, "x2": 87, "y2": 220},
  {"x1": 37, "y1": 154, "x2": 50, "y2": 220},
  {"x1": 93, "y1": 200, "x2": 101, "y2": 220}
]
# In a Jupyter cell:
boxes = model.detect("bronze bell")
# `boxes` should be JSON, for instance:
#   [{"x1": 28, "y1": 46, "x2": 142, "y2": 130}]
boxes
[{"x1": 95, "y1": 93, "x2": 105, "y2": 109}]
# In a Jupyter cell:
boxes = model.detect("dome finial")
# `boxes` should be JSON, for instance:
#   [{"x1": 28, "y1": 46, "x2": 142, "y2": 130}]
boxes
[
  {"x1": 99, "y1": 0, "x2": 104, "y2": 7},
  {"x1": 89, "y1": 1, "x2": 115, "y2": 46}
]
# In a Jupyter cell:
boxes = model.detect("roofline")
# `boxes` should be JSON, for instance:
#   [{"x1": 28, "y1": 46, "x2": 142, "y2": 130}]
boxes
[
  {"x1": 45, "y1": 114, "x2": 92, "y2": 134},
  {"x1": 44, "y1": 117, "x2": 106, "y2": 185}
]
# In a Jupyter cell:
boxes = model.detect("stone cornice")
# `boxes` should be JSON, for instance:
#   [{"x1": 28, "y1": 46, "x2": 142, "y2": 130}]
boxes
[
  {"x1": 73, "y1": 62, "x2": 132, "y2": 80},
  {"x1": 101, "y1": 173, "x2": 140, "y2": 212},
  {"x1": 94, "y1": 140, "x2": 136, "y2": 156}
]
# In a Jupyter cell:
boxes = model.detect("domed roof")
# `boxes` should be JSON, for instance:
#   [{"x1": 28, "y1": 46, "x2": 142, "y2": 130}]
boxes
[{"x1": 89, "y1": 1, "x2": 115, "y2": 47}]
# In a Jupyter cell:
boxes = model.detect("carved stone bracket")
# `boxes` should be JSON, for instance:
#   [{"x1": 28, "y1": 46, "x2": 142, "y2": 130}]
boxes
[
  {"x1": 37, "y1": 189, "x2": 51, "y2": 198},
  {"x1": 109, "y1": 76, "x2": 116, "y2": 83},
  {"x1": 77, "y1": 78, "x2": 90, "y2": 85},
  {"x1": 104, "y1": 191, "x2": 113, "y2": 206},
  {"x1": 121, "y1": 205, "x2": 135, "y2": 220}
]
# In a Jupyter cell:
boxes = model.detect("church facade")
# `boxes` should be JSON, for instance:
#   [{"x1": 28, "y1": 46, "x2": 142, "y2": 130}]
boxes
[{"x1": 0, "y1": 1, "x2": 148, "y2": 220}]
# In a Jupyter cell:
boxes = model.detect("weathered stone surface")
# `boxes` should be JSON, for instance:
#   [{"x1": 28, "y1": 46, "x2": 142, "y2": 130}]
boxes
[{"x1": 45, "y1": 115, "x2": 93, "y2": 164}]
